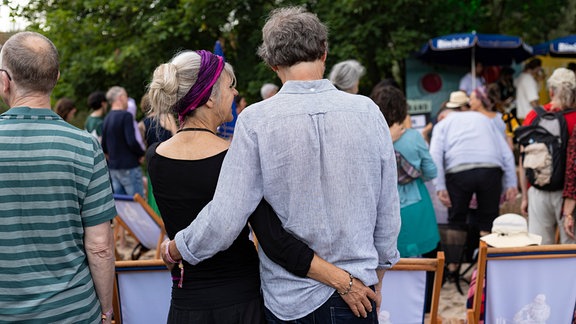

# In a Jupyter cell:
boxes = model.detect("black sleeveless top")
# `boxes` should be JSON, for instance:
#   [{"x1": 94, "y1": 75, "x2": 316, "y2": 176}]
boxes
[
  {"x1": 146, "y1": 143, "x2": 313, "y2": 310},
  {"x1": 143, "y1": 117, "x2": 172, "y2": 146}
]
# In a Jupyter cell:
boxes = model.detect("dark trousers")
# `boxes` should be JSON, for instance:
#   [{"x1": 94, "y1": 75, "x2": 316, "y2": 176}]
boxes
[
  {"x1": 264, "y1": 290, "x2": 377, "y2": 324},
  {"x1": 167, "y1": 296, "x2": 265, "y2": 324},
  {"x1": 446, "y1": 167, "x2": 503, "y2": 232}
]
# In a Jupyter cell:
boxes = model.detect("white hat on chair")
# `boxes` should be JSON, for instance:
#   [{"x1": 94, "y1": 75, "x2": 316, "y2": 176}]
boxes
[{"x1": 481, "y1": 213, "x2": 542, "y2": 248}]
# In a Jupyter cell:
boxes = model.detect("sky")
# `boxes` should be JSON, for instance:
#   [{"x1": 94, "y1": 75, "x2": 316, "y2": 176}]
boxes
[{"x1": 0, "y1": 0, "x2": 30, "y2": 32}]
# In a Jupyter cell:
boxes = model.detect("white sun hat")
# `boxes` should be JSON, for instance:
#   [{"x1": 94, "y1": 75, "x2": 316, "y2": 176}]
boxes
[
  {"x1": 445, "y1": 90, "x2": 469, "y2": 108},
  {"x1": 481, "y1": 213, "x2": 542, "y2": 248}
]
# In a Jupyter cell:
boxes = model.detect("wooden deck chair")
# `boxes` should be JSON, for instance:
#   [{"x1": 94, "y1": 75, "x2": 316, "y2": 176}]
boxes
[
  {"x1": 113, "y1": 193, "x2": 167, "y2": 259},
  {"x1": 113, "y1": 259, "x2": 172, "y2": 324},
  {"x1": 379, "y1": 251, "x2": 445, "y2": 324},
  {"x1": 467, "y1": 241, "x2": 576, "y2": 324}
]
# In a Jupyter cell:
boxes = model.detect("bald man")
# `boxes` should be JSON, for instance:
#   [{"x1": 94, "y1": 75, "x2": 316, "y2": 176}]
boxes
[{"x1": 0, "y1": 32, "x2": 116, "y2": 323}]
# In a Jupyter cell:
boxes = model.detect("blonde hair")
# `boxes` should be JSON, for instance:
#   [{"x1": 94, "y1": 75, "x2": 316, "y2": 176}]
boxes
[{"x1": 147, "y1": 51, "x2": 234, "y2": 120}]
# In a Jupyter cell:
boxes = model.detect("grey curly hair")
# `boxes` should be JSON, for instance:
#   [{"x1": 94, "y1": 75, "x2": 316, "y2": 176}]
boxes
[{"x1": 257, "y1": 7, "x2": 328, "y2": 67}]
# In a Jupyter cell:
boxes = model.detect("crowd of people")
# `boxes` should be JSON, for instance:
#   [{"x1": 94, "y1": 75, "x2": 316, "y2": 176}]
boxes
[{"x1": 2, "y1": 5, "x2": 576, "y2": 324}]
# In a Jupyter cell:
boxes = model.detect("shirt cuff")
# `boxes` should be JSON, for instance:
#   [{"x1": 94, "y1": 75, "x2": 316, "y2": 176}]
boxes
[
  {"x1": 377, "y1": 249, "x2": 400, "y2": 270},
  {"x1": 174, "y1": 230, "x2": 202, "y2": 265},
  {"x1": 435, "y1": 184, "x2": 446, "y2": 191}
]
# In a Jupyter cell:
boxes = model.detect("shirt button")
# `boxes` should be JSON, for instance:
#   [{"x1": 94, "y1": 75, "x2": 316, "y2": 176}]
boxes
[{"x1": 310, "y1": 88, "x2": 316, "y2": 92}]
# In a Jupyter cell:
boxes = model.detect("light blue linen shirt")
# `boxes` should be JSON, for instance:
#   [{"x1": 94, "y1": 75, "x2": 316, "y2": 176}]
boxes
[{"x1": 174, "y1": 79, "x2": 401, "y2": 320}]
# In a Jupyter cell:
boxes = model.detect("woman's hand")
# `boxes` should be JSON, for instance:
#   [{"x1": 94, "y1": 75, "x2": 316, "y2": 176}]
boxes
[
  {"x1": 160, "y1": 239, "x2": 177, "y2": 271},
  {"x1": 340, "y1": 278, "x2": 377, "y2": 318}
]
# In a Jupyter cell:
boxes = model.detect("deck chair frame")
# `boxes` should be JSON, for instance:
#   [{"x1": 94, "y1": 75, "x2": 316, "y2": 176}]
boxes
[
  {"x1": 381, "y1": 251, "x2": 445, "y2": 324},
  {"x1": 467, "y1": 241, "x2": 576, "y2": 324},
  {"x1": 113, "y1": 193, "x2": 166, "y2": 259},
  {"x1": 113, "y1": 259, "x2": 172, "y2": 324}
]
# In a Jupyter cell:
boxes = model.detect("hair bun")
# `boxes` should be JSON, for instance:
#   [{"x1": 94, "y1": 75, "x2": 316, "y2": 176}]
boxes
[{"x1": 148, "y1": 63, "x2": 180, "y2": 114}]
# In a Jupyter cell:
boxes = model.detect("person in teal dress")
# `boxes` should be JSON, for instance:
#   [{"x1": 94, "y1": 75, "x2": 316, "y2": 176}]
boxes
[
  {"x1": 370, "y1": 83, "x2": 439, "y2": 257},
  {"x1": 370, "y1": 83, "x2": 440, "y2": 312}
]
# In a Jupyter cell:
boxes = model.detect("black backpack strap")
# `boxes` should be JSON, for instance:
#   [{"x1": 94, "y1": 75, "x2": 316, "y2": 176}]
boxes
[
  {"x1": 560, "y1": 108, "x2": 576, "y2": 116},
  {"x1": 533, "y1": 106, "x2": 546, "y2": 118}
]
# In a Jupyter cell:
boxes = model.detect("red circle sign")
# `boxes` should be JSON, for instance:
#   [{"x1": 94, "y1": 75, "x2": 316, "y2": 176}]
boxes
[{"x1": 420, "y1": 73, "x2": 442, "y2": 93}]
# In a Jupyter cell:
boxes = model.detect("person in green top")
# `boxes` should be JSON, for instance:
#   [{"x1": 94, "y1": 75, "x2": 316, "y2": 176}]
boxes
[
  {"x1": 85, "y1": 90, "x2": 108, "y2": 142},
  {"x1": 0, "y1": 31, "x2": 116, "y2": 323}
]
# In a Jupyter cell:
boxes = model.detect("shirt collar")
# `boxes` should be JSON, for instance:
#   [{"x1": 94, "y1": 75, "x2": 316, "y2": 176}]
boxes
[
  {"x1": 3, "y1": 106, "x2": 59, "y2": 118},
  {"x1": 278, "y1": 79, "x2": 337, "y2": 94}
]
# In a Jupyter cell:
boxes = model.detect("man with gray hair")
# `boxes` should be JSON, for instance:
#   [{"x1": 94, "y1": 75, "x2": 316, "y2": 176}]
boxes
[
  {"x1": 0, "y1": 32, "x2": 116, "y2": 323},
  {"x1": 162, "y1": 6, "x2": 400, "y2": 322},
  {"x1": 101, "y1": 86, "x2": 145, "y2": 197},
  {"x1": 260, "y1": 82, "x2": 279, "y2": 99}
]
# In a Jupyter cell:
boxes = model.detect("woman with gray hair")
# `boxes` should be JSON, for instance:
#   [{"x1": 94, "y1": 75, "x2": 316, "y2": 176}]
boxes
[
  {"x1": 329, "y1": 59, "x2": 365, "y2": 93},
  {"x1": 519, "y1": 67, "x2": 576, "y2": 245},
  {"x1": 546, "y1": 67, "x2": 576, "y2": 109}
]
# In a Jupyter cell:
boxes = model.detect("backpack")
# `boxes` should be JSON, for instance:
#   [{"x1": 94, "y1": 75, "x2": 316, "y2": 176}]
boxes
[
  {"x1": 514, "y1": 107, "x2": 574, "y2": 191},
  {"x1": 395, "y1": 151, "x2": 421, "y2": 185}
]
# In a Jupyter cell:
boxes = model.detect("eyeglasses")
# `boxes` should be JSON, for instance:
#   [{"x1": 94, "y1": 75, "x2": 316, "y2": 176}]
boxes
[{"x1": 0, "y1": 69, "x2": 12, "y2": 81}]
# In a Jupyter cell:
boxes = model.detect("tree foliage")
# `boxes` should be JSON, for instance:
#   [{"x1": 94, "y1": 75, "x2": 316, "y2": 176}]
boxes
[{"x1": 4, "y1": 0, "x2": 576, "y2": 112}]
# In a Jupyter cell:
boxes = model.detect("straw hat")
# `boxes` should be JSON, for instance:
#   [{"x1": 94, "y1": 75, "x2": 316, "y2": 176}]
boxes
[
  {"x1": 445, "y1": 91, "x2": 469, "y2": 108},
  {"x1": 481, "y1": 213, "x2": 542, "y2": 248}
]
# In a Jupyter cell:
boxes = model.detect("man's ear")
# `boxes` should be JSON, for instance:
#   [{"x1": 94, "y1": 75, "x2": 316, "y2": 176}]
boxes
[{"x1": 1, "y1": 73, "x2": 10, "y2": 94}]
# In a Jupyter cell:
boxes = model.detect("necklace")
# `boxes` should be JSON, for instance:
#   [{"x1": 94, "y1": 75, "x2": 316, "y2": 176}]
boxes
[{"x1": 177, "y1": 127, "x2": 216, "y2": 135}]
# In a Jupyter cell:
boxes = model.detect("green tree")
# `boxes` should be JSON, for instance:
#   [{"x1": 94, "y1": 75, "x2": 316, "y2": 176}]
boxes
[
  {"x1": 8, "y1": 0, "x2": 256, "y2": 109},
  {"x1": 4, "y1": 0, "x2": 576, "y2": 112}
]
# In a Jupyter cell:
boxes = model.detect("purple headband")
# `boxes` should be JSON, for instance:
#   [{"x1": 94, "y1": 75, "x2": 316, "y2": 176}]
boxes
[
  {"x1": 174, "y1": 50, "x2": 225, "y2": 123},
  {"x1": 473, "y1": 87, "x2": 492, "y2": 109}
]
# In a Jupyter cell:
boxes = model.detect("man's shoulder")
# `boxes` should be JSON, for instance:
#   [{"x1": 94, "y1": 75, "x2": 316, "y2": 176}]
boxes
[
  {"x1": 244, "y1": 91, "x2": 378, "y2": 118},
  {"x1": 446, "y1": 111, "x2": 486, "y2": 124},
  {"x1": 60, "y1": 123, "x2": 100, "y2": 144},
  {"x1": 104, "y1": 109, "x2": 129, "y2": 118},
  {"x1": 103, "y1": 109, "x2": 130, "y2": 124},
  {"x1": 324, "y1": 91, "x2": 380, "y2": 114},
  {"x1": 515, "y1": 72, "x2": 529, "y2": 83},
  {"x1": 522, "y1": 110, "x2": 537, "y2": 125},
  {"x1": 460, "y1": 72, "x2": 472, "y2": 81}
]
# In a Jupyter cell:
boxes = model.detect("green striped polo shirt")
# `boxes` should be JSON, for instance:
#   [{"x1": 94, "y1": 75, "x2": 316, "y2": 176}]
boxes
[{"x1": 0, "y1": 107, "x2": 116, "y2": 323}]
